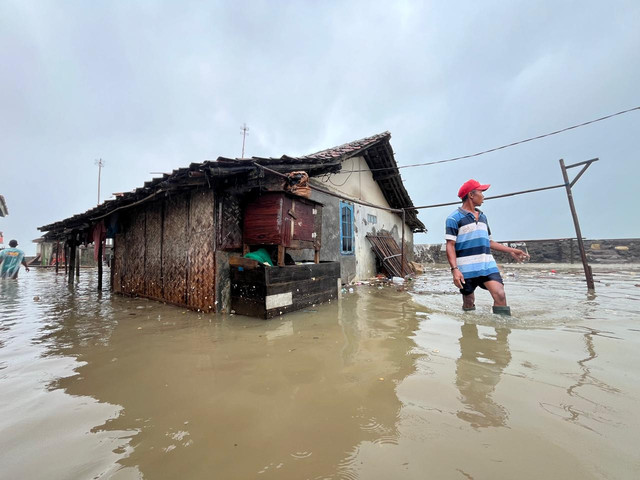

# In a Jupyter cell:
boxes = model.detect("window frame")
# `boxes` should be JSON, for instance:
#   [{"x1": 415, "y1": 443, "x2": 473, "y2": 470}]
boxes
[{"x1": 339, "y1": 201, "x2": 355, "y2": 255}]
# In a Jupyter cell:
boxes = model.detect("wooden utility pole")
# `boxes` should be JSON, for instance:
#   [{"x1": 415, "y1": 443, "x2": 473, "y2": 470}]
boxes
[
  {"x1": 240, "y1": 124, "x2": 249, "y2": 158},
  {"x1": 559, "y1": 158, "x2": 598, "y2": 293}
]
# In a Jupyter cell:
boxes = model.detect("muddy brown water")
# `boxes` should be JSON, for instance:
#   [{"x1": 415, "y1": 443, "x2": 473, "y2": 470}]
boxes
[{"x1": 1, "y1": 265, "x2": 639, "y2": 479}]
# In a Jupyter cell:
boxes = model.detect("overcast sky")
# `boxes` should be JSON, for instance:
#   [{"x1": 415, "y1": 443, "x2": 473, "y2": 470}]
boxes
[{"x1": 2, "y1": 0, "x2": 639, "y2": 254}]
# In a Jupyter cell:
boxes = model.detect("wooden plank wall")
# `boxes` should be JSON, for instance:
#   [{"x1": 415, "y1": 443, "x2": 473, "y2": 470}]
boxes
[{"x1": 113, "y1": 189, "x2": 216, "y2": 311}]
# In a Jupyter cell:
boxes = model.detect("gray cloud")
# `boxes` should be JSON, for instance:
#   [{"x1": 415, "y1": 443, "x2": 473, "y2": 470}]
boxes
[{"x1": 1, "y1": 0, "x2": 639, "y2": 253}]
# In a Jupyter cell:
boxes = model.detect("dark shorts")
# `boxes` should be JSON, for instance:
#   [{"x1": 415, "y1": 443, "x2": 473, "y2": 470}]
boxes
[{"x1": 459, "y1": 272, "x2": 503, "y2": 296}]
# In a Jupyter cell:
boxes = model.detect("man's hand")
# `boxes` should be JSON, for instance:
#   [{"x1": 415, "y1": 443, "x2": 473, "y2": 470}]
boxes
[
  {"x1": 509, "y1": 248, "x2": 529, "y2": 262},
  {"x1": 25, "y1": 266, "x2": 30, "y2": 272},
  {"x1": 452, "y1": 268, "x2": 465, "y2": 288}
]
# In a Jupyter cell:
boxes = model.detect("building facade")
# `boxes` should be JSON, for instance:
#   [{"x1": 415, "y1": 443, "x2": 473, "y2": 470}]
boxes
[{"x1": 39, "y1": 132, "x2": 424, "y2": 313}]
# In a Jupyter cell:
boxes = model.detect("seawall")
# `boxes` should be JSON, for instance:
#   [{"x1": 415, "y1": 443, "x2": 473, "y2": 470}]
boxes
[{"x1": 415, "y1": 238, "x2": 640, "y2": 264}]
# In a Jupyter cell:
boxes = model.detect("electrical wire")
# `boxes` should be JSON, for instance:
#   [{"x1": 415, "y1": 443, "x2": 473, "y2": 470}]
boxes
[
  {"x1": 326, "y1": 159, "x2": 355, "y2": 187},
  {"x1": 346, "y1": 105, "x2": 640, "y2": 173}
]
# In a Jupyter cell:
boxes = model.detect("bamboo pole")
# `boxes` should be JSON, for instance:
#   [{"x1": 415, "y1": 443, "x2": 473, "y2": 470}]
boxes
[{"x1": 55, "y1": 241, "x2": 60, "y2": 274}]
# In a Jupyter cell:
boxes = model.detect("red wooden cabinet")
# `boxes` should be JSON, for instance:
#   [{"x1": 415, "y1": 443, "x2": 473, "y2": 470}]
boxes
[{"x1": 243, "y1": 192, "x2": 323, "y2": 264}]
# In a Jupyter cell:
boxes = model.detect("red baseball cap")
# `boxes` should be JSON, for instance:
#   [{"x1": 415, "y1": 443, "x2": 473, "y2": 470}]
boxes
[{"x1": 458, "y1": 179, "x2": 490, "y2": 199}]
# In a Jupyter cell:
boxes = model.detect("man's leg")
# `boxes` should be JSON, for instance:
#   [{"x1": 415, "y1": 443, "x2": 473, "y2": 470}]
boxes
[
  {"x1": 462, "y1": 292, "x2": 475, "y2": 310},
  {"x1": 484, "y1": 280, "x2": 507, "y2": 306}
]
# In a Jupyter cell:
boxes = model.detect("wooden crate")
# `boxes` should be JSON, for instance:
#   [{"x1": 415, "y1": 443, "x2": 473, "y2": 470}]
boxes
[{"x1": 230, "y1": 259, "x2": 340, "y2": 319}]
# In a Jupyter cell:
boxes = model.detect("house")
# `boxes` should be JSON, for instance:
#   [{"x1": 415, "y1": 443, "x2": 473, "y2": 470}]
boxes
[{"x1": 38, "y1": 132, "x2": 425, "y2": 314}]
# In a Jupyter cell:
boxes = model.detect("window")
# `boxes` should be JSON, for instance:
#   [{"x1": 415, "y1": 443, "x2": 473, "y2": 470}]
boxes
[
  {"x1": 367, "y1": 214, "x2": 377, "y2": 225},
  {"x1": 340, "y1": 201, "x2": 354, "y2": 254}
]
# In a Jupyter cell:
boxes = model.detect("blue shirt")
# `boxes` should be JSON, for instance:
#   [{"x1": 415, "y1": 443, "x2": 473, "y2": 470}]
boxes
[
  {"x1": 445, "y1": 208, "x2": 499, "y2": 279},
  {"x1": 0, "y1": 247, "x2": 25, "y2": 278}
]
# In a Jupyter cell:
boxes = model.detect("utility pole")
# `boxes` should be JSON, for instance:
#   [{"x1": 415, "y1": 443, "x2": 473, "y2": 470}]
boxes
[
  {"x1": 559, "y1": 158, "x2": 598, "y2": 293},
  {"x1": 95, "y1": 158, "x2": 105, "y2": 205},
  {"x1": 240, "y1": 123, "x2": 249, "y2": 158}
]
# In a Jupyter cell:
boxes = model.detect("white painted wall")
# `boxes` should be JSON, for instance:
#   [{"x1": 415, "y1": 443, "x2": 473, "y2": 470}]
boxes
[{"x1": 316, "y1": 156, "x2": 413, "y2": 280}]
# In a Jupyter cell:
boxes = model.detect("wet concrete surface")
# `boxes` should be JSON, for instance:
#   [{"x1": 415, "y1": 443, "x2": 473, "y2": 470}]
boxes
[{"x1": 1, "y1": 264, "x2": 639, "y2": 479}]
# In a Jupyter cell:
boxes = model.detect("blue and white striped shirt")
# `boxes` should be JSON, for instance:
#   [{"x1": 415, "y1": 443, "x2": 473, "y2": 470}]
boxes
[{"x1": 445, "y1": 208, "x2": 499, "y2": 279}]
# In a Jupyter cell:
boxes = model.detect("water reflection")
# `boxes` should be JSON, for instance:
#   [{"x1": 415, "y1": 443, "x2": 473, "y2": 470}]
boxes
[
  {"x1": 455, "y1": 323, "x2": 511, "y2": 428},
  {"x1": 25, "y1": 274, "x2": 423, "y2": 479},
  {"x1": 4, "y1": 267, "x2": 640, "y2": 479}
]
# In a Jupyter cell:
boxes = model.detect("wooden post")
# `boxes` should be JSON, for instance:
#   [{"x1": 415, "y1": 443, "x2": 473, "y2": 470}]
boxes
[
  {"x1": 110, "y1": 236, "x2": 116, "y2": 292},
  {"x1": 559, "y1": 159, "x2": 595, "y2": 292},
  {"x1": 314, "y1": 248, "x2": 320, "y2": 264},
  {"x1": 400, "y1": 209, "x2": 406, "y2": 277},
  {"x1": 97, "y1": 240, "x2": 103, "y2": 292},
  {"x1": 75, "y1": 245, "x2": 80, "y2": 278},
  {"x1": 64, "y1": 242, "x2": 69, "y2": 276},
  {"x1": 55, "y1": 241, "x2": 60, "y2": 274},
  {"x1": 277, "y1": 245, "x2": 285, "y2": 267},
  {"x1": 68, "y1": 239, "x2": 75, "y2": 285}
]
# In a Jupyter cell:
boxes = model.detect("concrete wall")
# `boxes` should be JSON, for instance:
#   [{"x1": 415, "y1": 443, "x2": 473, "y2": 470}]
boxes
[
  {"x1": 415, "y1": 238, "x2": 640, "y2": 264},
  {"x1": 291, "y1": 156, "x2": 414, "y2": 283}
]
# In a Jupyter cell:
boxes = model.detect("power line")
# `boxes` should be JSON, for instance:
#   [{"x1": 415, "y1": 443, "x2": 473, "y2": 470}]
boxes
[{"x1": 342, "y1": 105, "x2": 640, "y2": 174}]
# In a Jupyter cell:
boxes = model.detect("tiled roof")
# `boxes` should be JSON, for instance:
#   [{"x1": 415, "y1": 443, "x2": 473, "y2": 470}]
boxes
[{"x1": 299, "y1": 131, "x2": 391, "y2": 161}]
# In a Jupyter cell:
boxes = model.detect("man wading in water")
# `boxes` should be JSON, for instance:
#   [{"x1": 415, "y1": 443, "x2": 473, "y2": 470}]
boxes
[
  {"x1": 445, "y1": 180, "x2": 528, "y2": 315},
  {"x1": 0, "y1": 239, "x2": 30, "y2": 279}
]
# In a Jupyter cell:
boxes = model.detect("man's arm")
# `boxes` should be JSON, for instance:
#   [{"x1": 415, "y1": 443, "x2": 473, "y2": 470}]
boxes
[
  {"x1": 21, "y1": 258, "x2": 30, "y2": 272},
  {"x1": 490, "y1": 240, "x2": 529, "y2": 262},
  {"x1": 446, "y1": 240, "x2": 465, "y2": 288}
]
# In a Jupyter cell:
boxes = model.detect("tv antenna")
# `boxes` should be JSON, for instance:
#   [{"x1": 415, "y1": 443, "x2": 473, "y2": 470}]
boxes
[
  {"x1": 240, "y1": 123, "x2": 249, "y2": 158},
  {"x1": 95, "y1": 158, "x2": 105, "y2": 205}
]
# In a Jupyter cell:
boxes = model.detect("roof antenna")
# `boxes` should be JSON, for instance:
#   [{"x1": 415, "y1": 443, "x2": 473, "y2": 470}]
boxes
[
  {"x1": 240, "y1": 123, "x2": 249, "y2": 158},
  {"x1": 94, "y1": 158, "x2": 105, "y2": 205}
]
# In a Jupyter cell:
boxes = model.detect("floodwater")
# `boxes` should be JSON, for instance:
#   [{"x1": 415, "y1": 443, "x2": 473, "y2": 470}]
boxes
[{"x1": 1, "y1": 265, "x2": 639, "y2": 479}]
